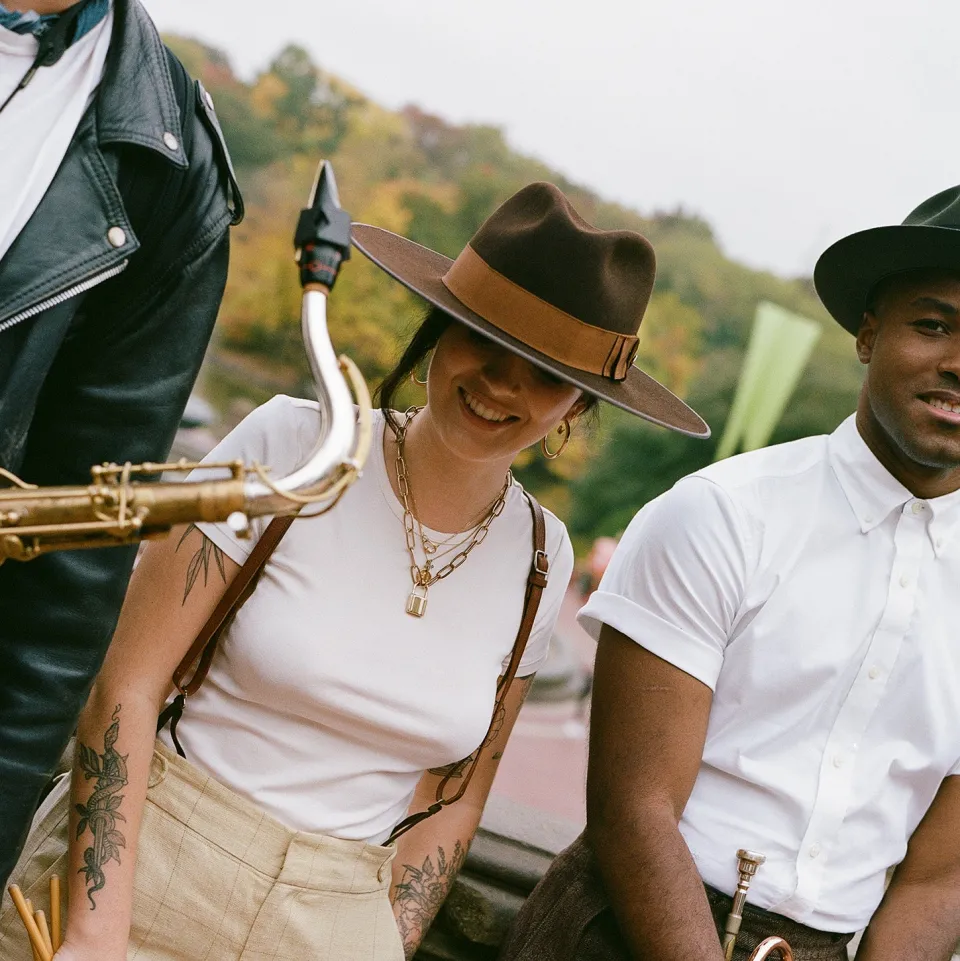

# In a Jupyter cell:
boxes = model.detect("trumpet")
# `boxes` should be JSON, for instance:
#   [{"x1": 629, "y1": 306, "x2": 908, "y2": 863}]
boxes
[
  {"x1": 723, "y1": 849, "x2": 793, "y2": 961},
  {"x1": 0, "y1": 161, "x2": 371, "y2": 563},
  {"x1": 749, "y1": 937, "x2": 793, "y2": 961}
]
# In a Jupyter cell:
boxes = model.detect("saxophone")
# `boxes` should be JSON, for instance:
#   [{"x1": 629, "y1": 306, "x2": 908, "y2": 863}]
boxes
[{"x1": 0, "y1": 161, "x2": 372, "y2": 563}]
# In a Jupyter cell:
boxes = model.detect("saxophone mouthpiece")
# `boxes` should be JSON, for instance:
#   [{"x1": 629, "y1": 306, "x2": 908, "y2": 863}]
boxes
[{"x1": 294, "y1": 160, "x2": 352, "y2": 291}]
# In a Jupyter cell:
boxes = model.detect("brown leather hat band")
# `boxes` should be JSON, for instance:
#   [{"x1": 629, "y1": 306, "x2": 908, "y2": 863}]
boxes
[{"x1": 441, "y1": 245, "x2": 640, "y2": 381}]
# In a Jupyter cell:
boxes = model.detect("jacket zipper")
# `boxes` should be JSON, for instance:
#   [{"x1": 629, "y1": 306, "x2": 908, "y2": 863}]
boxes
[{"x1": 0, "y1": 260, "x2": 129, "y2": 334}]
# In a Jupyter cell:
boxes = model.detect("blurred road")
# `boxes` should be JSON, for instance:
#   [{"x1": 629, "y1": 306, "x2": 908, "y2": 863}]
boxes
[{"x1": 490, "y1": 585, "x2": 595, "y2": 825}]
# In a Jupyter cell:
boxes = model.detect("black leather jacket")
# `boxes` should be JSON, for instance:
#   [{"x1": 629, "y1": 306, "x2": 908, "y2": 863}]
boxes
[{"x1": 0, "y1": 0, "x2": 242, "y2": 881}]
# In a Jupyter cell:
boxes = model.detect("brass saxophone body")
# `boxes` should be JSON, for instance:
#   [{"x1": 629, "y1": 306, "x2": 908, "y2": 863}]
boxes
[{"x1": 0, "y1": 161, "x2": 371, "y2": 562}]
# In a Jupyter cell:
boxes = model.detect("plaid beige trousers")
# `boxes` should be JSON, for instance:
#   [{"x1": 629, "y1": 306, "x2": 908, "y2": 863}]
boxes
[{"x1": 0, "y1": 741, "x2": 404, "y2": 960}]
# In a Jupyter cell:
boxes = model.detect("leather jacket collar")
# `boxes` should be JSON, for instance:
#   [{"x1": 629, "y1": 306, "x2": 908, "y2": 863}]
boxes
[{"x1": 96, "y1": 0, "x2": 188, "y2": 169}]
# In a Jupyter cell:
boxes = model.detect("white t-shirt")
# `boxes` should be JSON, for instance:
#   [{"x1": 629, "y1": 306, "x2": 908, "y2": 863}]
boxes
[
  {"x1": 579, "y1": 415, "x2": 960, "y2": 932},
  {"x1": 0, "y1": 4, "x2": 114, "y2": 261},
  {"x1": 160, "y1": 397, "x2": 573, "y2": 843}
]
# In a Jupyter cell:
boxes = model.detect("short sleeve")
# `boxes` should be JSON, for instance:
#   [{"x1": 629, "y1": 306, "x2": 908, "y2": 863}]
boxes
[
  {"x1": 577, "y1": 477, "x2": 752, "y2": 690},
  {"x1": 509, "y1": 518, "x2": 575, "y2": 677},
  {"x1": 188, "y1": 395, "x2": 321, "y2": 564}
]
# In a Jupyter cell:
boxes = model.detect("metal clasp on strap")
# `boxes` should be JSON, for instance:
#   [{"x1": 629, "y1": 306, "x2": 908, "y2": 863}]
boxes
[{"x1": 534, "y1": 549, "x2": 549, "y2": 577}]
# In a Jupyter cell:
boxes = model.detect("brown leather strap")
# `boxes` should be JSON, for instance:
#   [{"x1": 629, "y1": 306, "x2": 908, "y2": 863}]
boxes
[
  {"x1": 159, "y1": 493, "x2": 549, "y2": 845},
  {"x1": 385, "y1": 491, "x2": 548, "y2": 844},
  {"x1": 172, "y1": 515, "x2": 296, "y2": 696}
]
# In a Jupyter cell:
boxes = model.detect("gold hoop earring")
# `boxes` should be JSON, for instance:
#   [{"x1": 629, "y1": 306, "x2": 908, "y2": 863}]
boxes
[
  {"x1": 541, "y1": 418, "x2": 571, "y2": 459},
  {"x1": 410, "y1": 352, "x2": 432, "y2": 387}
]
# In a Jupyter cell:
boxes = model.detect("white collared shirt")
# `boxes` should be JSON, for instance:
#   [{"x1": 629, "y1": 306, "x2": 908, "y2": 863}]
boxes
[{"x1": 579, "y1": 415, "x2": 960, "y2": 932}]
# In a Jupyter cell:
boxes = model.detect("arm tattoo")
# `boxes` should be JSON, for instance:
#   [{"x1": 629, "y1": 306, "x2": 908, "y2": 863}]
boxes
[
  {"x1": 394, "y1": 841, "x2": 468, "y2": 959},
  {"x1": 427, "y1": 700, "x2": 509, "y2": 779},
  {"x1": 427, "y1": 754, "x2": 473, "y2": 780},
  {"x1": 75, "y1": 705, "x2": 128, "y2": 909},
  {"x1": 176, "y1": 523, "x2": 226, "y2": 604}
]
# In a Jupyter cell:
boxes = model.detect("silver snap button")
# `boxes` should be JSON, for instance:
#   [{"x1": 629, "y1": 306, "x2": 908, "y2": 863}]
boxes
[
  {"x1": 107, "y1": 226, "x2": 126, "y2": 248},
  {"x1": 163, "y1": 131, "x2": 180, "y2": 151}
]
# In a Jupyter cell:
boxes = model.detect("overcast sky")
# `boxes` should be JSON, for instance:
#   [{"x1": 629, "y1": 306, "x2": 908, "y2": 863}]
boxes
[{"x1": 146, "y1": 0, "x2": 954, "y2": 278}]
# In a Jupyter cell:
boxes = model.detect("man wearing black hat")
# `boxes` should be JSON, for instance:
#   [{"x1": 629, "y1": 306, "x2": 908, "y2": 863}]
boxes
[
  {"x1": 0, "y1": 0, "x2": 241, "y2": 885},
  {"x1": 500, "y1": 188, "x2": 960, "y2": 961}
]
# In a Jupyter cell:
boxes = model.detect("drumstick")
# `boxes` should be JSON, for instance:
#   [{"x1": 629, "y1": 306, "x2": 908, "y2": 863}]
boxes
[
  {"x1": 7, "y1": 886, "x2": 52, "y2": 961},
  {"x1": 33, "y1": 910, "x2": 53, "y2": 956},
  {"x1": 49, "y1": 876, "x2": 61, "y2": 951},
  {"x1": 24, "y1": 898, "x2": 40, "y2": 961}
]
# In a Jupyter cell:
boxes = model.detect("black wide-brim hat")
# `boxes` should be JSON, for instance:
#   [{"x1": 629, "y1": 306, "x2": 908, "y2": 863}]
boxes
[
  {"x1": 815, "y1": 185, "x2": 960, "y2": 335},
  {"x1": 351, "y1": 183, "x2": 710, "y2": 437}
]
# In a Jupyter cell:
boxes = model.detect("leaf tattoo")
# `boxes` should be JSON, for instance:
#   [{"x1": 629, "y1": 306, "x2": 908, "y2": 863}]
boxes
[
  {"x1": 394, "y1": 841, "x2": 468, "y2": 959},
  {"x1": 176, "y1": 523, "x2": 227, "y2": 604},
  {"x1": 75, "y1": 705, "x2": 128, "y2": 909},
  {"x1": 427, "y1": 699, "x2": 509, "y2": 779},
  {"x1": 428, "y1": 753, "x2": 474, "y2": 780}
]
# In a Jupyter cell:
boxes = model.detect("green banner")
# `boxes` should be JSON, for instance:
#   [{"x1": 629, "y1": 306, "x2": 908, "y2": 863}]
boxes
[{"x1": 714, "y1": 301, "x2": 822, "y2": 461}]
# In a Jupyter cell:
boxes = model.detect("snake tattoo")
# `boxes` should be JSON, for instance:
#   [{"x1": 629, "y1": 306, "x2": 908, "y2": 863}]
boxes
[{"x1": 75, "y1": 704, "x2": 128, "y2": 909}]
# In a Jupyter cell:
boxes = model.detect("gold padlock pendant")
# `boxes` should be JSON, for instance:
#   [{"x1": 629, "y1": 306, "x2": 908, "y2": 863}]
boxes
[{"x1": 406, "y1": 585, "x2": 428, "y2": 617}]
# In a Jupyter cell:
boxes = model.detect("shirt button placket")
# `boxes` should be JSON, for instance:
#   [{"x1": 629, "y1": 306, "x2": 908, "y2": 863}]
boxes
[{"x1": 787, "y1": 506, "x2": 926, "y2": 918}]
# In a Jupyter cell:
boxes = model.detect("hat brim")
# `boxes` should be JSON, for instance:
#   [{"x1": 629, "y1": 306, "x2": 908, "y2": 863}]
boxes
[
  {"x1": 351, "y1": 224, "x2": 710, "y2": 438},
  {"x1": 815, "y1": 225, "x2": 960, "y2": 335}
]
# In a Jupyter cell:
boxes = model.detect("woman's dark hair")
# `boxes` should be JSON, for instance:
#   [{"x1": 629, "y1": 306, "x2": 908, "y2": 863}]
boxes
[
  {"x1": 374, "y1": 305, "x2": 599, "y2": 434},
  {"x1": 375, "y1": 306, "x2": 453, "y2": 434}
]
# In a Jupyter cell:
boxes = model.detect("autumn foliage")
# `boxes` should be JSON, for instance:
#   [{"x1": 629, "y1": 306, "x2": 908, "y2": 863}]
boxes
[{"x1": 167, "y1": 36, "x2": 863, "y2": 549}]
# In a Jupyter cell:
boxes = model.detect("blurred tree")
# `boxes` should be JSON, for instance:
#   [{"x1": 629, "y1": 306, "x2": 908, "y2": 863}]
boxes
[{"x1": 161, "y1": 31, "x2": 865, "y2": 552}]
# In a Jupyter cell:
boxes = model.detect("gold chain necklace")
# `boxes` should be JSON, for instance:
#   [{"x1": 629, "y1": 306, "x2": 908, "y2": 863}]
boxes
[{"x1": 394, "y1": 408, "x2": 510, "y2": 617}]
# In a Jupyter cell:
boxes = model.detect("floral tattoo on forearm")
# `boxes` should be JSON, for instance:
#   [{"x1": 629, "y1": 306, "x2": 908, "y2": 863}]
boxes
[
  {"x1": 75, "y1": 705, "x2": 128, "y2": 909},
  {"x1": 394, "y1": 841, "x2": 468, "y2": 959},
  {"x1": 176, "y1": 523, "x2": 226, "y2": 604}
]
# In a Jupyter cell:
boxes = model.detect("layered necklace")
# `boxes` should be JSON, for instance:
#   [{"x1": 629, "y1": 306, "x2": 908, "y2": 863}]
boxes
[{"x1": 394, "y1": 408, "x2": 510, "y2": 618}]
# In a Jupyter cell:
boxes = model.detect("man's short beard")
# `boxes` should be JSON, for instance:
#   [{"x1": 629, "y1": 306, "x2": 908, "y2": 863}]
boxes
[{"x1": 880, "y1": 408, "x2": 960, "y2": 471}]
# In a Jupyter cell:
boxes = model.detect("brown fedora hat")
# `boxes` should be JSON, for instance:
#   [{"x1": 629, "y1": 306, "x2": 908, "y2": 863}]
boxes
[{"x1": 351, "y1": 183, "x2": 710, "y2": 437}]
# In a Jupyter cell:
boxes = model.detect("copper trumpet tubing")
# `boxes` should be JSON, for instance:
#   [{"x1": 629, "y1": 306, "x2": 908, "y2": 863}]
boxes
[{"x1": 747, "y1": 936, "x2": 794, "y2": 960}]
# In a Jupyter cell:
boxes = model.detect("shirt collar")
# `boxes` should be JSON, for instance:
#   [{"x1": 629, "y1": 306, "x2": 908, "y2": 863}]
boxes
[
  {"x1": 95, "y1": 0, "x2": 187, "y2": 169},
  {"x1": 829, "y1": 413, "x2": 960, "y2": 554}
]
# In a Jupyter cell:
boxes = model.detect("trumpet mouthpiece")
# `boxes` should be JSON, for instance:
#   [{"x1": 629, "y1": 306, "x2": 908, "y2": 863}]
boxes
[{"x1": 736, "y1": 849, "x2": 767, "y2": 876}]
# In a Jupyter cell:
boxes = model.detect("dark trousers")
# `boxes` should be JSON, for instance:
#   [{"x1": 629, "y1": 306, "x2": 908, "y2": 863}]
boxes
[{"x1": 498, "y1": 833, "x2": 853, "y2": 961}]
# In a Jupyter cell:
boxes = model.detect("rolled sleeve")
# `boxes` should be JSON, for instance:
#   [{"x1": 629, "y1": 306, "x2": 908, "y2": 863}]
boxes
[{"x1": 577, "y1": 476, "x2": 753, "y2": 691}]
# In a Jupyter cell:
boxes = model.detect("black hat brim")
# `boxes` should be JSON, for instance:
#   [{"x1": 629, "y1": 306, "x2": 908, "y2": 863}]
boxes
[
  {"x1": 351, "y1": 224, "x2": 710, "y2": 439},
  {"x1": 815, "y1": 224, "x2": 960, "y2": 335}
]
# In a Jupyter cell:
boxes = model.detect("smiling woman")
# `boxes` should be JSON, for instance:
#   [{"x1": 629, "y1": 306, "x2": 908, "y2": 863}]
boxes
[{"x1": 1, "y1": 183, "x2": 709, "y2": 961}]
